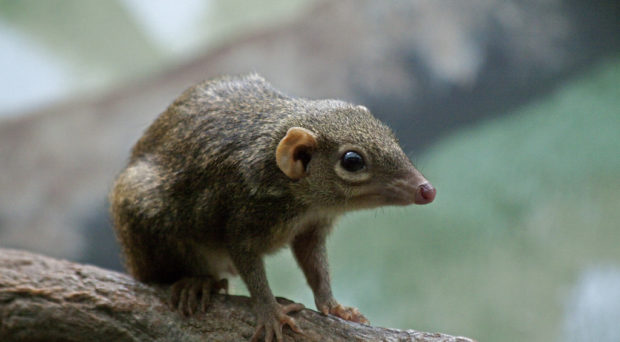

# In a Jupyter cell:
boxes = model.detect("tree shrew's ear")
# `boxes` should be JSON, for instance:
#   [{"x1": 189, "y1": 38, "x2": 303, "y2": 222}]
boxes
[{"x1": 276, "y1": 127, "x2": 318, "y2": 180}]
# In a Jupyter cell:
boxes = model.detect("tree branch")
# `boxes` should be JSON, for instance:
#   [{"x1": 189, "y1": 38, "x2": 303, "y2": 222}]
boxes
[{"x1": 0, "y1": 248, "x2": 475, "y2": 342}]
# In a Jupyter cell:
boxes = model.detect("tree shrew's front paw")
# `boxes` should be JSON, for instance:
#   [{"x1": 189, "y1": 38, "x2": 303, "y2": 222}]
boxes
[
  {"x1": 250, "y1": 302, "x2": 305, "y2": 342},
  {"x1": 318, "y1": 300, "x2": 370, "y2": 325}
]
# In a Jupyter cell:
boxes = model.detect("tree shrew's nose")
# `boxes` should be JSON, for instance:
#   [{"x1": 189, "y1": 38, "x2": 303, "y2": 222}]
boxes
[{"x1": 414, "y1": 183, "x2": 436, "y2": 204}]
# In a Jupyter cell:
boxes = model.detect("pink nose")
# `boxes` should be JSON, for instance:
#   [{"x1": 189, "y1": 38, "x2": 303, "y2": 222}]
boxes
[{"x1": 414, "y1": 183, "x2": 436, "y2": 204}]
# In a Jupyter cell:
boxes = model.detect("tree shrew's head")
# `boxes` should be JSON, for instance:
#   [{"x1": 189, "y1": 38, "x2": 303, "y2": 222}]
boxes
[{"x1": 275, "y1": 101, "x2": 436, "y2": 211}]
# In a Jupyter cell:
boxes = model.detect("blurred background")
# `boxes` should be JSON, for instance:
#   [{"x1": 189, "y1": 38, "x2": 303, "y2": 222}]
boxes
[{"x1": 1, "y1": 1, "x2": 619, "y2": 341}]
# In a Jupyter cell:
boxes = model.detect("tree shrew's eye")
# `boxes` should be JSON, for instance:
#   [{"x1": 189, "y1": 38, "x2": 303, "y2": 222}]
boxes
[{"x1": 341, "y1": 151, "x2": 365, "y2": 172}]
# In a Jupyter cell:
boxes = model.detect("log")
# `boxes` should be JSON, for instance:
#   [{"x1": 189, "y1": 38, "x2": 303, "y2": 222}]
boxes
[{"x1": 0, "y1": 248, "x2": 475, "y2": 342}]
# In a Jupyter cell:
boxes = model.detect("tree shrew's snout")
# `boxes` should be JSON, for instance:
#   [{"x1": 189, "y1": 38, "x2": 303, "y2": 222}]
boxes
[{"x1": 389, "y1": 167, "x2": 436, "y2": 206}]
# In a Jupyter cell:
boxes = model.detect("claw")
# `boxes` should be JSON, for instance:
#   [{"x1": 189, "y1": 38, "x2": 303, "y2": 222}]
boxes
[
  {"x1": 320, "y1": 301, "x2": 370, "y2": 325},
  {"x1": 250, "y1": 325, "x2": 265, "y2": 342},
  {"x1": 250, "y1": 302, "x2": 305, "y2": 342},
  {"x1": 170, "y1": 276, "x2": 226, "y2": 315},
  {"x1": 178, "y1": 285, "x2": 190, "y2": 316},
  {"x1": 282, "y1": 302, "x2": 305, "y2": 314}
]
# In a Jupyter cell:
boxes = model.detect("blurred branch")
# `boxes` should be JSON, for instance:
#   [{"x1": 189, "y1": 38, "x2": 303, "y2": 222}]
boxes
[{"x1": 0, "y1": 248, "x2": 475, "y2": 342}]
